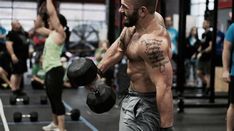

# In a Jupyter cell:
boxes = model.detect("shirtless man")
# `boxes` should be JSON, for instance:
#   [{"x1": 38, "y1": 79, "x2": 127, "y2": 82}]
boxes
[{"x1": 97, "y1": 0, "x2": 174, "y2": 130}]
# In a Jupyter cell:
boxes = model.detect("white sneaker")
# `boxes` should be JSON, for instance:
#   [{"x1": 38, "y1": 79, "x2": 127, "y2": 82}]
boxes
[
  {"x1": 42, "y1": 122, "x2": 58, "y2": 131},
  {"x1": 54, "y1": 129, "x2": 67, "y2": 131}
]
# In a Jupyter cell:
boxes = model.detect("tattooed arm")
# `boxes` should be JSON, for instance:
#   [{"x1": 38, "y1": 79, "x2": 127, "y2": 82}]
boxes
[{"x1": 140, "y1": 36, "x2": 174, "y2": 128}]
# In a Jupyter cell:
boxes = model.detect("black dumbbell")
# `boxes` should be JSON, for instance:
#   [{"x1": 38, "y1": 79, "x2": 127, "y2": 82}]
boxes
[
  {"x1": 9, "y1": 95, "x2": 30, "y2": 105},
  {"x1": 13, "y1": 112, "x2": 38, "y2": 122},
  {"x1": 67, "y1": 58, "x2": 116, "y2": 114},
  {"x1": 40, "y1": 95, "x2": 48, "y2": 105},
  {"x1": 66, "y1": 109, "x2": 80, "y2": 121}
]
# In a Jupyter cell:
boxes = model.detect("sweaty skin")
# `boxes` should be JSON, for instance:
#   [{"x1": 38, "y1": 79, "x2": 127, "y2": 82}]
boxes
[{"x1": 98, "y1": 15, "x2": 174, "y2": 128}]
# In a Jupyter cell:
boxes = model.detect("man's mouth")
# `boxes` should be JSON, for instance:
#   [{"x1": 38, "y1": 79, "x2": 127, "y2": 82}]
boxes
[{"x1": 123, "y1": 15, "x2": 127, "y2": 20}]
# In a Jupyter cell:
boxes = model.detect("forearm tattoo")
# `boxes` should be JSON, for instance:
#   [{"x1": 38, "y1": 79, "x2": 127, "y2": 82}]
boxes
[{"x1": 143, "y1": 39, "x2": 169, "y2": 71}]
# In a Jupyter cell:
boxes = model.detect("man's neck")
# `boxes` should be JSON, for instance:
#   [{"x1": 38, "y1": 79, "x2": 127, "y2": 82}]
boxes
[{"x1": 135, "y1": 14, "x2": 155, "y2": 34}]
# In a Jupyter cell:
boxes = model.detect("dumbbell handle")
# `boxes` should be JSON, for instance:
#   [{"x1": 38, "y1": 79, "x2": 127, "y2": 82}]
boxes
[
  {"x1": 66, "y1": 112, "x2": 71, "y2": 115},
  {"x1": 16, "y1": 98, "x2": 24, "y2": 101},
  {"x1": 22, "y1": 114, "x2": 31, "y2": 118},
  {"x1": 86, "y1": 77, "x2": 105, "y2": 94},
  {"x1": 97, "y1": 68, "x2": 104, "y2": 78}
]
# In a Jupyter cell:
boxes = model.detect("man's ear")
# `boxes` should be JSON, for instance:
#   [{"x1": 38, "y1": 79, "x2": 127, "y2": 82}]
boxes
[{"x1": 138, "y1": 6, "x2": 148, "y2": 17}]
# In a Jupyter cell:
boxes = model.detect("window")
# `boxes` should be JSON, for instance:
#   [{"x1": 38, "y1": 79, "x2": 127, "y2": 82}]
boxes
[
  {"x1": 0, "y1": 1, "x2": 37, "y2": 31},
  {"x1": 60, "y1": 2, "x2": 107, "y2": 41},
  {"x1": 190, "y1": 0, "x2": 214, "y2": 38},
  {"x1": 0, "y1": 1, "x2": 107, "y2": 40},
  {"x1": 60, "y1": 3, "x2": 106, "y2": 29}
]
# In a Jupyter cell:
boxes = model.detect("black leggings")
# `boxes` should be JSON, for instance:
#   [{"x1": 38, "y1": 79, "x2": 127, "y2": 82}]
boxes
[
  {"x1": 31, "y1": 80, "x2": 44, "y2": 89},
  {"x1": 45, "y1": 66, "x2": 65, "y2": 115}
]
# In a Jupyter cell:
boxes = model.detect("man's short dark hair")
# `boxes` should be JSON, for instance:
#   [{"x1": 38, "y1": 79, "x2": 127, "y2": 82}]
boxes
[{"x1": 134, "y1": 0, "x2": 157, "y2": 14}]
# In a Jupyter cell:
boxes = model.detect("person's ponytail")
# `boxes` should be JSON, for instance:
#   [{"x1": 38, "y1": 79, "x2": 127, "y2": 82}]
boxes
[{"x1": 64, "y1": 26, "x2": 70, "y2": 44}]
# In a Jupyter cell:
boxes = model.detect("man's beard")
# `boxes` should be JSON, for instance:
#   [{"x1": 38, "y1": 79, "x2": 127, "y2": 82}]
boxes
[{"x1": 123, "y1": 10, "x2": 139, "y2": 27}]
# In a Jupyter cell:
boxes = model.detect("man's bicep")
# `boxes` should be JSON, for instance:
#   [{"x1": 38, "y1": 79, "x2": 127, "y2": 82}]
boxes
[
  {"x1": 109, "y1": 39, "x2": 124, "y2": 60},
  {"x1": 5, "y1": 41, "x2": 14, "y2": 53},
  {"x1": 98, "y1": 38, "x2": 124, "y2": 71},
  {"x1": 148, "y1": 59, "x2": 173, "y2": 84},
  {"x1": 6, "y1": 41, "x2": 13, "y2": 46}
]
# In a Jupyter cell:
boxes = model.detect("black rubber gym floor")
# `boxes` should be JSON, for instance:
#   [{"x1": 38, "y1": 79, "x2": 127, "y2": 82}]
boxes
[{"x1": 0, "y1": 77, "x2": 227, "y2": 131}]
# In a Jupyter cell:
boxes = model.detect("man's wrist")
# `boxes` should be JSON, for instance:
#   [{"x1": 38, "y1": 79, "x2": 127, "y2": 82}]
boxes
[{"x1": 97, "y1": 68, "x2": 104, "y2": 78}]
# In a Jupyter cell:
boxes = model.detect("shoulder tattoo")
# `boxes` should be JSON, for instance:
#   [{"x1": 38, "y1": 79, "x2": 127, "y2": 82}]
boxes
[{"x1": 143, "y1": 39, "x2": 169, "y2": 71}]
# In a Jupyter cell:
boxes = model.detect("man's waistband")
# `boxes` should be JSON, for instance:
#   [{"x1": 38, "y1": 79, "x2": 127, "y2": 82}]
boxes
[{"x1": 128, "y1": 90, "x2": 156, "y2": 98}]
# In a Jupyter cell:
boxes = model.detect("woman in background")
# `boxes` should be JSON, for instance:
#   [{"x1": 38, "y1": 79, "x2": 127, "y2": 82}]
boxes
[{"x1": 34, "y1": 0, "x2": 69, "y2": 130}]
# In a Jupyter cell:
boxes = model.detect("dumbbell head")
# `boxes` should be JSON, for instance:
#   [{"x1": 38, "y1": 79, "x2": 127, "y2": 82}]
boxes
[
  {"x1": 22, "y1": 95, "x2": 30, "y2": 105},
  {"x1": 40, "y1": 95, "x2": 48, "y2": 105},
  {"x1": 70, "y1": 109, "x2": 80, "y2": 121},
  {"x1": 67, "y1": 58, "x2": 98, "y2": 87},
  {"x1": 29, "y1": 112, "x2": 38, "y2": 122},
  {"x1": 9, "y1": 95, "x2": 17, "y2": 105},
  {"x1": 86, "y1": 84, "x2": 116, "y2": 114},
  {"x1": 13, "y1": 112, "x2": 22, "y2": 122}
]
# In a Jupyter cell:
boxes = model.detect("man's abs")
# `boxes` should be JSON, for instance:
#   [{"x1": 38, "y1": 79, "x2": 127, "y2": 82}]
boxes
[{"x1": 127, "y1": 62, "x2": 156, "y2": 93}]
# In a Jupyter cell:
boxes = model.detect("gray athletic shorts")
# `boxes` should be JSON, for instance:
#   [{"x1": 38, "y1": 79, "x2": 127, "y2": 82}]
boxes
[{"x1": 119, "y1": 90, "x2": 160, "y2": 131}]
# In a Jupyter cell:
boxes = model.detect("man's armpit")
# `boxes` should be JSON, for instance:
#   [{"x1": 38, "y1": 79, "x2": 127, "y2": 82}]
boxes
[{"x1": 143, "y1": 39, "x2": 169, "y2": 70}]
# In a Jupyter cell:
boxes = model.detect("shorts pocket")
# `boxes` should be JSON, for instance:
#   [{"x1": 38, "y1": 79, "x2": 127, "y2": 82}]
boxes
[{"x1": 121, "y1": 96, "x2": 141, "y2": 121}]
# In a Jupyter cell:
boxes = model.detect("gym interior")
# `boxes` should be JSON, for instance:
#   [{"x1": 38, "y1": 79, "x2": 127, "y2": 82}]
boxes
[{"x1": 0, "y1": 0, "x2": 233, "y2": 131}]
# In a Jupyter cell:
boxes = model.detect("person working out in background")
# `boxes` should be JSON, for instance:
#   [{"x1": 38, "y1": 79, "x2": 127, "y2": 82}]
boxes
[
  {"x1": 34, "y1": 0, "x2": 69, "y2": 130},
  {"x1": 6, "y1": 20, "x2": 29, "y2": 96},
  {"x1": 196, "y1": 19, "x2": 213, "y2": 94},
  {"x1": 185, "y1": 26, "x2": 200, "y2": 86},
  {"x1": 0, "y1": 22, "x2": 11, "y2": 88},
  {"x1": 165, "y1": 15, "x2": 178, "y2": 61}
]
